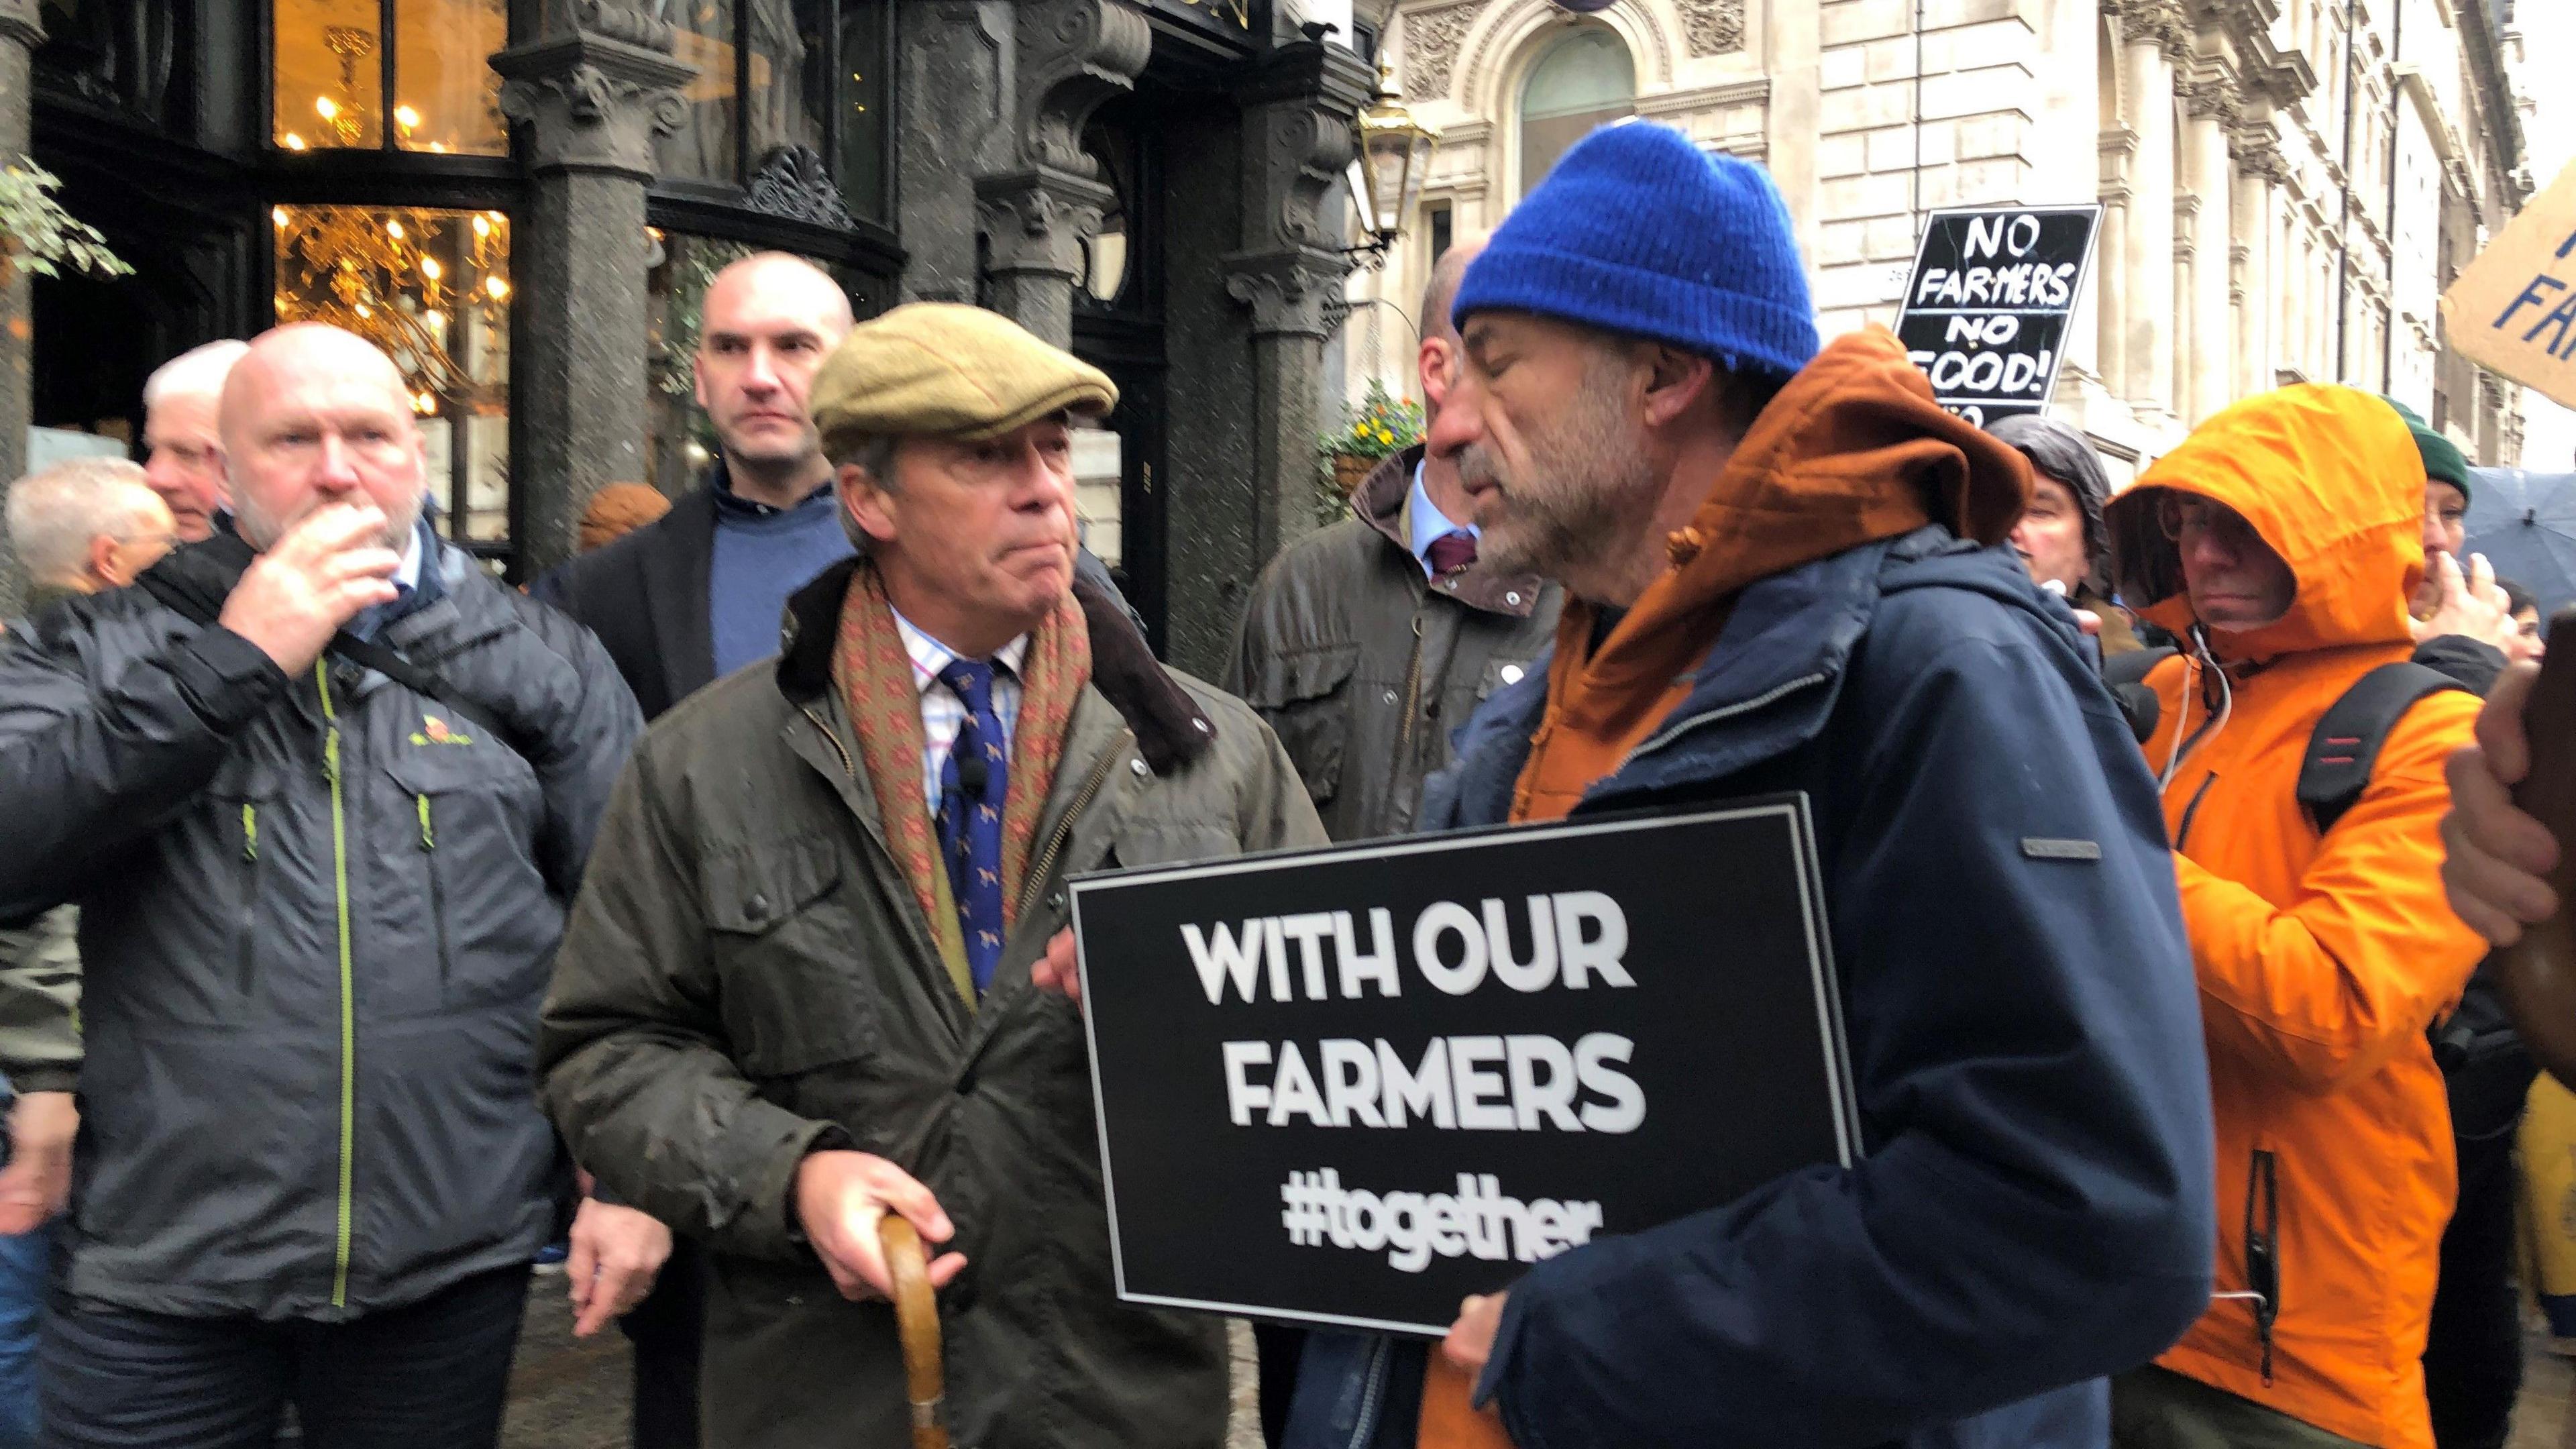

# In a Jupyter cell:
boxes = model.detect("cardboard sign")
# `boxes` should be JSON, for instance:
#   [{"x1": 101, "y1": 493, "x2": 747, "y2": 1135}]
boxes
[
  {"x1": 1069, "y1": 800, "x2": 1859, "y2": 1335},
  {"x1": 2443, "y1": 161, "x2": 2576, "y2": 411},
  {"x1": 1895, "y1": 205, "x2": 2103, "y2": 425}
]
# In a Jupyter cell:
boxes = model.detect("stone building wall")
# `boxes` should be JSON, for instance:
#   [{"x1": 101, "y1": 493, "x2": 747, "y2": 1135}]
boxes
[{"x1": 1348, "y1": 0, "x2": 2528, "y2": 479}]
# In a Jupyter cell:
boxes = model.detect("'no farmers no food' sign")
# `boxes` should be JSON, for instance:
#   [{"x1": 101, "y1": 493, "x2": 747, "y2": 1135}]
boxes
[
  {"x1": 1068, "y1": 800, "x2": 1861, "y2": 1336},
  {"x1": 1896, "y1": 205, "x2": 2103, "y2": 425}
]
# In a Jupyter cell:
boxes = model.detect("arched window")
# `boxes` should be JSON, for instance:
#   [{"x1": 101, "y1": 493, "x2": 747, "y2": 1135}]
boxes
[{"x1": 1517, "y1": 28, "x2": 1634, "y2": 198}]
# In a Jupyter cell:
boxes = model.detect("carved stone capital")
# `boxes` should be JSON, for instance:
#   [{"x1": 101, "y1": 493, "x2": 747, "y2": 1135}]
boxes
[
  {"x1": 2183, "y1": 74, "x2": 2242, "y2": 127},
  {"x1": 975, "y1": 166, "x2": 1116, "y2": 282},
  {"x1": 1236, "y1": 42, "x2": 1375, "y2": 261},
  {"x1": 0, "y1": 0, "x2": 43, "y2": 52},
  {"x1": 749, "y1": 145, "x2": 859, "y2": 230},
  {"x1": 2110, "y1": 0, "x2": 2192, "y2": 58},
  {"x1": 554, "y1": 0, "x2": 674, "y2": 49},
  {"x1": 1404, "y1": 3, "x2": 1477, "y2": 103},
  {"x1": 1223, "y1": 249, "x2": 1354, "y2": 339},
  {"x1": 492, "y1": 28, "x2": 695, "y2": 178}
]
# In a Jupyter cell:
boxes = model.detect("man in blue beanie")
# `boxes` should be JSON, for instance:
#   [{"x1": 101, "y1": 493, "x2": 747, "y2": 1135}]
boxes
[{"x1": 1280, "y1": 120, "x2": 2216, "y2": 1449}]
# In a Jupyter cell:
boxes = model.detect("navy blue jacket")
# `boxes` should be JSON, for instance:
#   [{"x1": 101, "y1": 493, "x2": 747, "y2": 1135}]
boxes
[{"x1": 1295, "y1": 527, "x2": 2215, "y2": 1449}]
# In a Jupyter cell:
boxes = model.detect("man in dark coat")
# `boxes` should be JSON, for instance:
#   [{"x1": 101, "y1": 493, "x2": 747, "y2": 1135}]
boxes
[
  {"x1": 540, "y1": 303, "x2": 1326, "y2": 1449},
  {"x1": 0, "y1": 324, "x2": 651, "y2": 1446},
  {"x1": 1288, "y1": 121, "x2": 2215, "y2": 1449}
]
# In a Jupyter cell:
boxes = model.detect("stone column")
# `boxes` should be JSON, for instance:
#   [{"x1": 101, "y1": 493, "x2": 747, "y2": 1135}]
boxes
[
  {"x1": 2231, "y1": 125, "x2": 2282, "y2": 399},
  {"x1": 974, "y1": 0, "x2": 1151, "y2": 351},
  {"x1": 2181, "y1": 76, "x2": 2235, "y2": 423},
  {"x1": 2115, "y1": 1, "x2": 2184, "y2": 423},
  {"x1": 2096, "y1": 127, "x2": 2135, "y2": 401},
  {"x1": 490, "y1": 4, "x2": 693, "y2": 578},
  {"x1": 0, "y1": 0, "x2": 42, "y2": 619},
  {"x1": 1222, "y1": 38, "x2": 1374, "y2": 565}
]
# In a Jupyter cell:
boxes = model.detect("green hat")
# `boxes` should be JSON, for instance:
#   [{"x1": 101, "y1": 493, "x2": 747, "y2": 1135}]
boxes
[
  {"x1": 2380, "y1": 396, "x2": 2471, "y2": 504},
  {"x1": 808, "y1": 303, "x2": 1117, "y2": 460}
]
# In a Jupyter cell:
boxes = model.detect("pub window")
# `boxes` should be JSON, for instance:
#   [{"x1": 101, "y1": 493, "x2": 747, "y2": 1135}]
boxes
[
  {"x1": 1517, "y1": 28, "x2": 1633, "y2": 199},
  {"x1": 271, "y1": 0, "x2": 511, "y2": 156},
  {"x1": 661, "y1": 0, "x2": 894, "y2": 223},
  {"x1": 272, "y1": 204, "x2": 515, "y2": 559}
]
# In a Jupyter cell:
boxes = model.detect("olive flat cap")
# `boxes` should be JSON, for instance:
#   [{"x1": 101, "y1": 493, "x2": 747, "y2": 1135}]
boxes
[{"x1": 808, "y1": 302, "x2": 1118, "y2": 454}]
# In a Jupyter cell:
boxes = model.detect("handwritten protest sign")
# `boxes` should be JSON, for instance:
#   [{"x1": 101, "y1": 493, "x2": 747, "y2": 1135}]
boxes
[
  {"x1": 1068, "y1": 800, "x2": 1858, "y2": 1334},
  {"x1": 1895, "y1": 205, "x2": 2102, "y2": 425},
  {"x1": 2444, "y1": 162, "x2": 2576, "y2": 411}
]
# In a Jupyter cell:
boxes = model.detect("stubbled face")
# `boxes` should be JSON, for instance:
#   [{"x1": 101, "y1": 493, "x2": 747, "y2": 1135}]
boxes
[
  {"x1": 221, "y1": 332, "x2": 427, "y2": 552},
  {"x1": 693, "y1": 261, "x2": 851, "y2": 471},
  {"x1": 2166, "y1": 494, "x2": 2296, "y2": 632},
  {"x1": 848, "y1": 417, "x2": 1081, "y2": 637},
  {"x1": 2010, "y1": 474, "x2": 2091, "y2": 596},
  {"x1": 143, "y1": 390, "x2": 227, "y2": 542},
  {"x1": 1429, "y1": 311, "x2": 1655, "y2": 582},
  {"x1": 2412, "y1": 480, "x2": 2468, "y2": 614}
]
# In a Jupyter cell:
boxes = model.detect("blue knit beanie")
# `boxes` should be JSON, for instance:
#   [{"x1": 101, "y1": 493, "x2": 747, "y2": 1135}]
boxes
[{"x1": 1452, "y1": 121, "x2": 1819, "y2": 381}]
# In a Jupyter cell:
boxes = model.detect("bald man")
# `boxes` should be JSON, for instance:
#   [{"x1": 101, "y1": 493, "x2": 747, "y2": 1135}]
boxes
[
  {"x1": 0, "y1": 323, "x2": 648, "y2": 1448},
  {"x1": 531, "y1": 252, "x2": 860, "y2": 719}
]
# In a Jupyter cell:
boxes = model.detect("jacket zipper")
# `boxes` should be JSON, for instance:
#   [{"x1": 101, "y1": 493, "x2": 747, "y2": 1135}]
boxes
[
  {"x1": 315, "y1": 662, "x2": 356, "y2": 1310},
  {"x1": 417, "y1": 794, "x2": 449, "y2": 998},
  {"x1": 2174, "y1": 772, "x2": 2219, "y2": 852},
  {"x1": 1345, "y1": 1336, "x2": 1391, "y2": 1449},
  {"x1": 238, "y1": 804, "x2": 259, "y2": 998},
  {"x1": 1016, "y1": 741, "x2": 1127, "y2": 924},
  {"x1": 2243, "y1": 1148, "x2": 2282, "y2": 1385},
  {"x1": 799, "y1": 704, "x2": 857, "y2": 781}
]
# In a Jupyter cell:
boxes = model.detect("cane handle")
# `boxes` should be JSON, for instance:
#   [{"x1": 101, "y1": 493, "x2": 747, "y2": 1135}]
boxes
[{"x1": 880, "y1": 1215, "x2": 949, "y2": 1449}]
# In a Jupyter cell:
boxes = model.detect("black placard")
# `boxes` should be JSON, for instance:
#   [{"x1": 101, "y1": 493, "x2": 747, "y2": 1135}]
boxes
[
  {"x1": 1069, "y1": 799, "x2": 1858, "y2": 1336},
  {"x1": 1894, "y1": 205, "x2": 2103, "y2": 425}
]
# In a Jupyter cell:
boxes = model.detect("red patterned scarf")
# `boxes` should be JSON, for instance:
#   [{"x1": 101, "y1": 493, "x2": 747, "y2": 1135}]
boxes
[{"x1": 829, "y1": 560, "x2": 1091, "y2": 1001}]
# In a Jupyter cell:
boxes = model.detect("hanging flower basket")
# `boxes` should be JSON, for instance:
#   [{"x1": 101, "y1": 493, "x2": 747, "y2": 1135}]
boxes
[
  {"x1": 1315, "y1": 381, "x2": 1426, "y2": 521},
  {"x1": 1330, "y1": 450, "x2": 1378, "y2": 496}
]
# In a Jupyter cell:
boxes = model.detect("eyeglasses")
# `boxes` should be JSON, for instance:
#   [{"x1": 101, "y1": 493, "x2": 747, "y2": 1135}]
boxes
[{"x1": 2155, "y1": 494, "x2": 2261, "y2": 549}]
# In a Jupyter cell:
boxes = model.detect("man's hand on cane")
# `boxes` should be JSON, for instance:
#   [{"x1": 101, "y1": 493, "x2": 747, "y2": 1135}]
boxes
[{"x1": 794, "y1": 1150, "x2": 967, "y2": 1301}]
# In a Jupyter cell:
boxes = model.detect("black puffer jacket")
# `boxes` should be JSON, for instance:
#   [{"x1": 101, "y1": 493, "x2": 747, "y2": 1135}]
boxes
[{"x1": 0, "y1": 533, "x2": 641, "y2": 1320}]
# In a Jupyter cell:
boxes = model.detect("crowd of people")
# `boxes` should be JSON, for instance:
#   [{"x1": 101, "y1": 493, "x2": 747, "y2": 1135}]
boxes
[{"x1": 0, "y1": 117, "x2": 2561, "y2": 1449}]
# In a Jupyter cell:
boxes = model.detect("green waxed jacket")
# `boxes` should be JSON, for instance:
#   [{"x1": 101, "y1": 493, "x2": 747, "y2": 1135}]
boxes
[
  {"x1": 539, "y1": 559, "x2": 1328, "y2": 1449},
  {"x1": 0, "y1": 906, "x2": 78, "y2": 1094}
]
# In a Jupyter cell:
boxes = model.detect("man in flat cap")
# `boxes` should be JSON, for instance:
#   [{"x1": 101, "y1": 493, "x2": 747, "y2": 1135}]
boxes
[{"x1": 540, "y1": 303, "x2": 1327, "y2": 1448}]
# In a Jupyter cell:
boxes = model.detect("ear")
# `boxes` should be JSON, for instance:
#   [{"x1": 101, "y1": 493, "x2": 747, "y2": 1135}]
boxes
[
  {"x1": 838, "y1": 461, "x2": 898, "y2": 547},
  {"x1": 692, "y1": 354, "x2": 712, "y2": 413},
  {"x1": 87, "y1": 532, "x2": 127, "y2": 588},
  {"x1": 1638, "y1": 344, "x2": 1718, "y2": 429},
  {"x1": 1418, "y1": 336, "x2": 1459, "y2": 411}
]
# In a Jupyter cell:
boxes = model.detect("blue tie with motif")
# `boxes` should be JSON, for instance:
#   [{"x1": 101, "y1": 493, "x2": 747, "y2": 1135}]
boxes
[{"x1": 936, "y1": 659, "x2": 1008, "y2": 994}]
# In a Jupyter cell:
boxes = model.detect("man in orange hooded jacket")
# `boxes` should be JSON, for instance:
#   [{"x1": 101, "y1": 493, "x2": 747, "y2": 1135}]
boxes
[{"x1": 2100, "y1": 386, "x2": 2491, "y2": 1449}]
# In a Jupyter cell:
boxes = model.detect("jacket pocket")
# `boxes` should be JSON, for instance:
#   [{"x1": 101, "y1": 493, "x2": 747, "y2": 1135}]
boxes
[
  {"x1": 1242, "y1": 641, "x2": 1360, "y2": 806},
  {"x1": 704, "y1": 838, "x2": 883, "y2": 1077},
  {"x1": 383, "y1": 748, "x2": 554, "y2": 1012},
  {"x1": 207, "y1": 757, "x2": 282, "y2": 1008}
]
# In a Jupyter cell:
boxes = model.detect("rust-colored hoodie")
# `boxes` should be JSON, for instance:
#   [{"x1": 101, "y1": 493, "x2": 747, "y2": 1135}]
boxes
[
  {"x1": 1509, "y1": 327, "x2": 2030, "y2": 820},
  {"x1": 2102, "y1": 384, "x2": 2486, "y2": 1448}
]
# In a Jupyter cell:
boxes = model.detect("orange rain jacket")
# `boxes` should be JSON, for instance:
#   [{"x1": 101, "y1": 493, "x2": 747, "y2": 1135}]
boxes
[{"x1": 2101, "y1": 385, "x2": 2487, "y2": 1448}]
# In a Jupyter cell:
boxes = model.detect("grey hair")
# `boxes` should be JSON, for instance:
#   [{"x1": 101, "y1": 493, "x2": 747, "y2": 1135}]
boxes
[
  {"x1": 142, "y1": 339, "x2": 250, "y2": 409},
  {"x1": 829, "y1": 433, "x2": 902, "y2": 552},
  {"x1": 5, "y1": 457, "x2": 159, "y2": 590}
]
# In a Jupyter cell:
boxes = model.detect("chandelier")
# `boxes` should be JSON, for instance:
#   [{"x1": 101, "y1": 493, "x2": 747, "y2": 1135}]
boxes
[{"x1": 272, "y1": 205, "x2": 513, "y2": 413}]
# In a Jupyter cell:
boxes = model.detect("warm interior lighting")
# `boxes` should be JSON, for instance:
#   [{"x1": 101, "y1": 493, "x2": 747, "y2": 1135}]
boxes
[
  {"x1": 385, "y1": 220, "x2": 405, "y2": 239},
  {"x1": 471, "y1": 215, "x2": 490, "y2": 238},
  {"x1": 484, "y1": 276, "x2": 509, "y2": 300},
  {"x1": 282, "y1": 133, "x2": 308, "y2": 150},
  {"x1": 272, "y1": 207, "x2": 290, "y2": 227},
  {"x1": 394, "y1": 105, "x2": 421, "y2": 130},
  {"x1": 419, "y1": 256, "x2": 441, "y2": 280},
  {"x1": 315, "y1": 97, "x2": 339, "y2": 119}
]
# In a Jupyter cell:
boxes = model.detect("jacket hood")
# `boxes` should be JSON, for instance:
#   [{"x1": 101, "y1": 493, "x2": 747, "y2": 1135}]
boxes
[
  {"x1": 1651, "y1": 325, "x2": 2031, "y2": 624},
  {"x1": 2105, "y1": 384, "x2": 2424, "y2": 660}
]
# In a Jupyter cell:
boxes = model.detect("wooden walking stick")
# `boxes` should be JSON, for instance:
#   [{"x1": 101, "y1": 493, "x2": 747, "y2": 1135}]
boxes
[
  {"x1": 2501, "y1": 611, "x2": 2576, "y2": 1089},
  {"x1": 879, "y1": 1216, "x2": 949, "y2": 1449}
]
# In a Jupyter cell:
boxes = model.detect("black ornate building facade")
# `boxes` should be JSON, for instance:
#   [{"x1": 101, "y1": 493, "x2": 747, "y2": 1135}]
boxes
[{"x1": 0, "y1": 0, "x2": 1376, "y2": 672}]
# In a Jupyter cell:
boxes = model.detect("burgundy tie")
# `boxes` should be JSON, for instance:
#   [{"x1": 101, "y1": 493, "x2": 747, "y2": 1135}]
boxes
[{"x1": 1426, "y1": 531, "x2": 1477, "y2": 577}]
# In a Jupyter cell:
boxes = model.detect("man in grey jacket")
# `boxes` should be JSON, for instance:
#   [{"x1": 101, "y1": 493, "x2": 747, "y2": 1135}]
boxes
[
  {"x1": 541, "y1": 303, "x2": 1328, "y2": 1448},
  {"x1": 0, "y1": 324, "x2": 652, "y2": 1447},
  {"x1": 1229, "y1": 235, "x2": 1559, "y2": 845}
]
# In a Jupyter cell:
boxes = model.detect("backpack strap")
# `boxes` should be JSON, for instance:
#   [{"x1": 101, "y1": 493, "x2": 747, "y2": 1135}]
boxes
[
  {"x1": 2297, "y1": 661, "x2": 2470, "y2": 835},
  {"x1": 136, "y1": 541, "x2": 529, "y2": 761}
]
